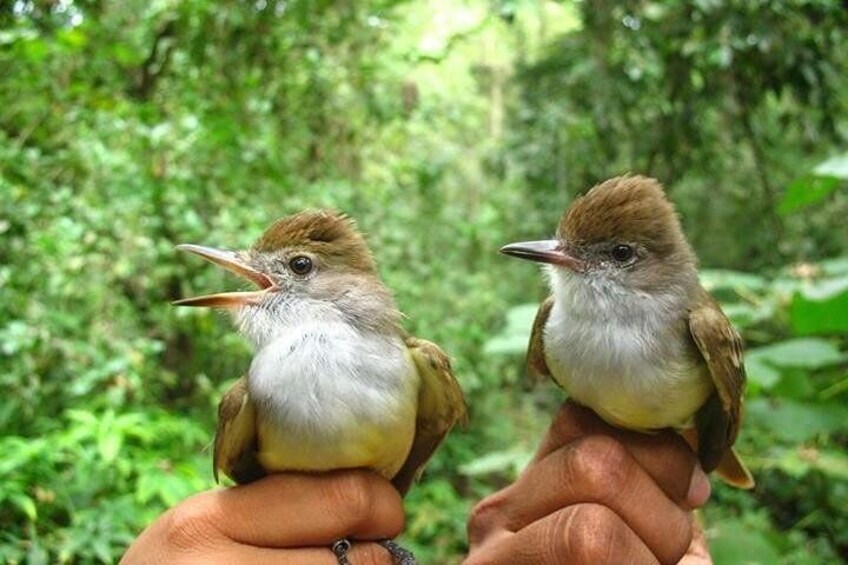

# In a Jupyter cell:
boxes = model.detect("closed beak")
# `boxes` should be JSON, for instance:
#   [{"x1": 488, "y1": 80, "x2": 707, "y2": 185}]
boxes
[{"x1": 500, "y1": 239, "x2": 585, "y2": 272}]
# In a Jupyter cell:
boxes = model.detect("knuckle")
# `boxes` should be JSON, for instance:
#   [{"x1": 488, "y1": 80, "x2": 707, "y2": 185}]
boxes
[
  {"x1": 555, "y1": 505, "x2": 621, "y2": 564},
  {"x1": 467, "y1": 493, "x2": 508, "y2": 546},
  {"x1": 463, "y1": 549, "x2": 499, "y2": 565},
  {"x1": 462, "y1": 553, "x2": 483, "y2": 565},
  {"x1": 663, "y1": 514, "x2": 694, "y2": 565},
  {"x1": 329, "y1": 472, "x2": 375, "y2": 525},
  {"x1": 164, "y1": 496, "x2": 219, "y2": 552},
  {"x1": 568, "y1": 436, "x2": 632, "y2": 503}
]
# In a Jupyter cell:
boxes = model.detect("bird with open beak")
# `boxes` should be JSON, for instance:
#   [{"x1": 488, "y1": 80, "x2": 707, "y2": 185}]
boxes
[
  {"x1": 174, "y1": 210, "x2": 467, "y2": 564},
  {"x1": 501, "y1": 175, "x2": 754, "y2": 489}
]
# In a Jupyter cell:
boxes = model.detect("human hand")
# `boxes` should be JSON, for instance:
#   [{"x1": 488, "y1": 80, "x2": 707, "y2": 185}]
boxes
[
  {"x1": 122, "y1": 470, "x2": 404, "y2": 564},
  {"x1": 466, "y1": 402, "x2": 713, "y2": 565}
]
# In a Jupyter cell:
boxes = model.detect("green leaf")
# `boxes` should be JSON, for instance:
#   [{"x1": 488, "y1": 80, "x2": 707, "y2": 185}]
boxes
[
  {"x1": 56, "y1": 29, "x2": 88, "y2": 50},
  {"x1": 458, "y1": 449, "x2": 532, "y2": 477},
  {"x1": 482, "y1": 334, "x2": 530, "y2": 355},
  {"x1": 8, "y1": 493, "x2": 37, "y2": 522},
  {"x1": 774, "y1": 447, "x2": 848, "y2": 480},
  {"x1": 813, "y1": 450, "x2": 848, "y2": 480},
  {"x1": 483, "y1": 303, "x2": 538, "y2": 355},
  {"x1": 97, "y1": 411, "x2": 123, "y2": 463},
  {"x1": 504, "y1": 304, "x2": 539, "y2": 331},
  {"x1": 818, "y1": 256, "x2": 848, "y2": 277},
  {"x1": 778, "y1": 175, "x2": 840, "y2": 215},
  {"x1": 0, "y1": 28, "x2": 38, "y2": 45},
  {"x1": 22, "y1": 38, "x2": 49, "y2": 62},
  {"x1": 746, "y1": 338, "x2": 843, "y2": 370},
  {"x1": 699, "y1": 270, "x2": 767, "y2": 293},
  {"x1": 797, "y1": 276, "x2": 848, "y2": 300},
  {"x1": 813, "y1": 153, "x2": 848, "y2": 179},
  {"x1": 135, "y1": 472, "x2": 159, "y2": 506},
  {"x1": 768, "y1": 369, "x2": 816, "y2": 401},
  {"x1": 790, "y1": 277, "x2": 848, "y2": 335},
  {"x1": 746, "y1": 398, "x2": 848, "y2": 442},
  {"x1": 708, "y1": 519, "x2": 782, "y2": 565},
  {"x1": 744, "y1": 354, "x2": 781, "y2": 390},
  {"x1": 722, "y1": 302, "x2": 775, "y2": 329}
]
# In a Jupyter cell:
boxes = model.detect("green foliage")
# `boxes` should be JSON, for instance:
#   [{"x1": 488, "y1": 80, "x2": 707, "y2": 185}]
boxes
[
  {"x1": 1, "y1": 0, "x2": 847, "y2": 563},
  {"x1": 698, "y1": 261, "x2": 848, "y2": 561},
  {"x1": 0, "y1": 408, "x2": 209, "y2": 563},
  {"x1": 780, "y1": 152, "x2": 848, "y2": 215},
  {"x1": 512, "y1": 0, "x2": 848, "y2": 268}
]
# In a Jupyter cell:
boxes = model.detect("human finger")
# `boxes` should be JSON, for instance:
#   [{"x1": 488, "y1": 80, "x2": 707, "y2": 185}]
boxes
[
  {"x1": 467, "y1": 504, "x2": 658, "y2": 565},
  {"x1": 179, "y1": 471, "x2": 405, "y2": 548},
  {"x1": 678, "y1": 515, "x2": 713, "y2": 565},
  {"x1": 531, "y1": 402, "x2": 709, "y2": 507},
  {"x1": 223, "y1": 542, "x2": 395, "y2": 565},
  {"x1": 470, "y1": 436, "x2": 692, "y2": 564}
]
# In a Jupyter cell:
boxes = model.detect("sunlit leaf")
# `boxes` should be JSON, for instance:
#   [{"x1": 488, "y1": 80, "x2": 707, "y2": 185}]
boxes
[
  {"x1": 97, "y1": 411, "x2": 122, "y2": 463},
  {"x1": 744, "y1": 354, "x2": 781, "y2": 390},
  {"x1": 8, "y1": 493, "x2": 37, "y2": 522},
  {"x1": 483, "y1": 303, "x2": 537, "y2": 355},
  {"x1": 778, "y1": 175, "x2": 840, "y2": 215},
  {"x1": 813, "y1": 153, "x2": 848, "y2": 179},
  {"x1": 722, "y1": 302, "x2": 775, "y2": 329},
  {"x1": 482, "y1": 334, "x2": 528, "y2": 355},
  {"x1": 458, "y1": 449, "x2": 532, "y2": 477},
  {"x1": 746, "y1": 398, "x2": 848, "y2": 442},
  {"x1": 818, "y1": 257, "x2": 848, "y2": 277},
  {"x1": 746, "y1": 338, "x2": 844, "y2": 370},
  {"x1": 791, "y1": 278, "x2": 848, "y2": 335},
  {"x1": 708, "y1": 519, "x2": 782, "y2": 564},
  {"x1": 699, "y1": 270, "x2": 767, "y2": 293},
  {"x1": 56, "y1": 29, "x2": 88, "y2": 49},
  {"x1": 774, "y1": 447, "x2": 848, "y2": 480}
]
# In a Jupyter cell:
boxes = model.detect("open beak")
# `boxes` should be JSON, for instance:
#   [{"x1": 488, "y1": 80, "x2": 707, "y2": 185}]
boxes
[
  {"x1": 172, "y1": 244, "x2": 276, "y2": 308},
  {"x1": 500, "y1": 239, "x2": 585, "y2": 272}
]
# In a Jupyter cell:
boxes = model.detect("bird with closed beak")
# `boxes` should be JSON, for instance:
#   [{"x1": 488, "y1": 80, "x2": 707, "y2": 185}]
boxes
[
  {"x1": 501, "y1": 175, "x2": 754, "y2": 489},
  {"x1": 173, "y1": 210, "x2": 467, "y2": 564}
]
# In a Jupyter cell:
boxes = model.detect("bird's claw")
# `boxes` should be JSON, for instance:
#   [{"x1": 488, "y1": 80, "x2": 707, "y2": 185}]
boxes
[
  {"x1": 378, "y1": 538, "x2": 418, "y2": 565},
  {"x1": 331, "y1": 537, "x2": 416, "y2": 564}
]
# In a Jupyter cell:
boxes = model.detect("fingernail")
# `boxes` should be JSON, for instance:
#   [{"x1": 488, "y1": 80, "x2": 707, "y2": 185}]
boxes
[{"x1": 687, "y1": 464, "x2": 711, "y2": 508}]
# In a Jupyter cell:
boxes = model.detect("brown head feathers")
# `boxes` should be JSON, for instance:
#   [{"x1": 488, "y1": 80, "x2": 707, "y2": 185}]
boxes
[
  {"x1": 253, "y1": 209, "x2": 377, "y2": 273},
  {"x1": 559, "y1": 175, "x2": 691, "y2": 258}
]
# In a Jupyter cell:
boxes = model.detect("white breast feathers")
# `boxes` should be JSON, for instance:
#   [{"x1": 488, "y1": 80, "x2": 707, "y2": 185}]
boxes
[{"x1": 544, "y1": 268, "x2": 712, "y2": 430}]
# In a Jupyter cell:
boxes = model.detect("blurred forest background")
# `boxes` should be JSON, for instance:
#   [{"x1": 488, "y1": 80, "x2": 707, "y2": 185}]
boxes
[{"x1": 1, "y1": 0, "x2": 847, "y2": 563}]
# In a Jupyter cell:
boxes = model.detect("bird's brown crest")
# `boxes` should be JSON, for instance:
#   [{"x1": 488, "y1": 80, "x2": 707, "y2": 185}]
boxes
[
  {"x1": 559, "y1": 175, "x2": 687, "y2": 257},
  {"x1": 253, "y1": 209, "x2": 376, "y2": 272}
]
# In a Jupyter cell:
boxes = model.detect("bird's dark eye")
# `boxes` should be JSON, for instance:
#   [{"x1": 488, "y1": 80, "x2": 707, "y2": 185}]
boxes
[
  {"x1": 288, "y1": 255, "x2": 313, "y2": 275},
  {"x1": 610, "y1": 244, "x2": 635, "y2": 263}
]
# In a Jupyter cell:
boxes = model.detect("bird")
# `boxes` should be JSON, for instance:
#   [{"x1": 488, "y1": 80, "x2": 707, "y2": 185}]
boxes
[
  {"x1": 173, "y1": 210, "x2": 467, "y2": 563},
  {"x1": 500, "y1": 174, "x2": 754, "y2": 489}
]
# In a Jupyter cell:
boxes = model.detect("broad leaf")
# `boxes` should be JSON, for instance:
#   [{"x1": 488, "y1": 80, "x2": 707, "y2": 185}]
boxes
[
  {"x1": 483, "y1": 303, "x2": 538, "y2": 355},
  {"x1": 813, "y1": 153, "x2": 848, "y2": 179},
  {"x1": 708, "y1": 519, "x2": 782, "y2": 565},
  {"x1": 746, "y1": 338, "x2": 843, "y2": 370},
  {"x1": 745, "y1": 398, "x2": 848, "y2": 442},
  {"x1": 778, "y1": 175, "x2": 840, "y2": 215},
  {"x1": 699, "y1": 270, "x2": 767, "y2": 293},
  {"x1": 791, "y1": 277, "x2": 848, "y2": 335}
]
